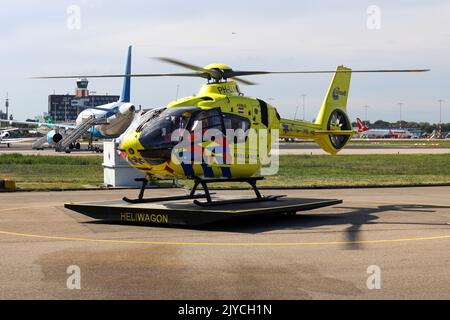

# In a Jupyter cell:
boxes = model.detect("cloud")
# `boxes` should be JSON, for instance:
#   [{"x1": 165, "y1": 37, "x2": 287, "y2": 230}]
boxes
[{"x1": 0, "y1": 0, "x2": 448, "y2": 122}]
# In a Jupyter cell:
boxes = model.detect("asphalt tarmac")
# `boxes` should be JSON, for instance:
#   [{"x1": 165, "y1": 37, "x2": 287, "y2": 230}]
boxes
[
  {"x1": 0, "y1": 143, "x2": 103, "y2": 157},
  {"x1": 1, "y1": 186, "x2": 449, "y2": 299}
]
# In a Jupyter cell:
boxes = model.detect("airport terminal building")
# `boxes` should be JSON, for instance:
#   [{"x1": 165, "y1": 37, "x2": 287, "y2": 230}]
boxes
[{"x1": 48, "y1": 79, "x2": 119, "y2": 122}]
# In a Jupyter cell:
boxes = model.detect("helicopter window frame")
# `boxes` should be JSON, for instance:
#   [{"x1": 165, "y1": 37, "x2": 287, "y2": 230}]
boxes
[
  {"x1": 135, "y1": 108, "x2": 166, "y2": 133},
  {"x1": 138, "y1": 107, "x2": 198, "y2": 134}
]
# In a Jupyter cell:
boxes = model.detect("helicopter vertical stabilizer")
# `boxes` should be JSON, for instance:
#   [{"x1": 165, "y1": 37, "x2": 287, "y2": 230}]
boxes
[
  {"x1": 313, "y1": 66, "x2": 353, "y2": 154},
  {"x1": 315, "y1": 66, "x2": 352, "y2": 127}
]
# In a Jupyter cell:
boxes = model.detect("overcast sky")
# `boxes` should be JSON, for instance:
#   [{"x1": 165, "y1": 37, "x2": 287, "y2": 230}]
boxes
[{"x1": 0, "y1": 0, "x2": 449, "y2": 122}]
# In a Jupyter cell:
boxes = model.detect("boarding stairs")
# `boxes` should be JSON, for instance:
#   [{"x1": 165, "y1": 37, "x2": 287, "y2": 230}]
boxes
[
  {"x1": 32, "y1": 136, "x2": 48, "y2": 150},
  {"x1": 55, "y1": 116, "x2": 107, "y2": 152}
]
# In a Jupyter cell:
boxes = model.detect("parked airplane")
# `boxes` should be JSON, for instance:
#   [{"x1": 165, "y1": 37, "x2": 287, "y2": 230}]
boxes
[
  {"x1": 2, "y1": 46, "x2": 137, "y2": 149},
  {"x1": 356, "y1": 118, "x2": 370, "y2": 133},
  {"x1": 0, "y1": 128, "x2": 18, "y2": 140},
  {"x1": 356, "y1": 118, "x2": 414, "y2": 139},
  {"x1": 0, "y1": 128, "x2": 34, "y2": 147},
  {"x1": 1, "y1": 114, "x2": 75, "y2": 148}
]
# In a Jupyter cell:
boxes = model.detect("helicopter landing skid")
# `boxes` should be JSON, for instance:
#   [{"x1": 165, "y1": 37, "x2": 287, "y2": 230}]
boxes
[
  {"x1": 123, "y1": 177, "x2": 286, "y2": 207},
  {"x1": 194, "y1": 195, "x2": 287, "y2": 207},
  {"x1": 122, "y1": 178, "x2": 213, "y2": 204},
  {"x1": 191, "y1": 177, "x2": 286, "y2": 207}
]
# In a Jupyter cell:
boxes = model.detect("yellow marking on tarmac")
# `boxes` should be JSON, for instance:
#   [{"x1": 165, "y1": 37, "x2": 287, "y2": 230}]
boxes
[
  {"x1": 0, "y1": 205, "x2": 55, "y2": 213},
  {"x1": 1, "y1": 230, "x2": 450, "y2": 247},
  {"x1": 0, "y1": 200, "x2": 449, "y2": 247},
  {"x1": 356, "y1": 201, "x2": 450, "y2": 207}
]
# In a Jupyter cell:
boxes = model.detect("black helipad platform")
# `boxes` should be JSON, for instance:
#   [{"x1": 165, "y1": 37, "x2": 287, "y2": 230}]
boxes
[{"x1": 65, "y1": 197, "x2": 343, "y2": 227}]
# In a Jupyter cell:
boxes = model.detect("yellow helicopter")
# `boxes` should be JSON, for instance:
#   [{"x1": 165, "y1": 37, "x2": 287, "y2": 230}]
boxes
[{"x1": 41, "y1": 57, "x2": 429, "y2": 206}]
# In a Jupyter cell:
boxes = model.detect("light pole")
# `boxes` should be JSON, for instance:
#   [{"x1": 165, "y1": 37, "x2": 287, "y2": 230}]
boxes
[
  {"x1": 294, "y1": 95, "x2": 306, "y2": 121},
  {"x1": 5, "y1": 92, "x2": 9, "y2": 120},
  {"x1": 362, "y1": 105, "x2": 369, "y2": 126},
  {"x1": 398, "y1": 102, "x2": 404, "y2": 129},
  {"x1": 438, "y1": 99, "x2": 444, "y2": 125},
  {"x1": 52, "y1": 102, "x2": 58, "y2": 121},
  {"x1": 301, "y1": 94, "x2": 307, "y2": 121},
  {"x1": 437, "y1": 99, "x2": 445, "y2": 138},
  {"x1": 89, "y1": 91, "x2": 98, "y2": 115},
  {"x1": 64, "y1": 99, "x2": 69, "y2": 123}
]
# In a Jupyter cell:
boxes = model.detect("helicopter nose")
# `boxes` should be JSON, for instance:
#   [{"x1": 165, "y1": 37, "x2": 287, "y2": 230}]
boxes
[
  {"x1": 119, "y1": 132, "x2": 142, "y2": 159},
  {"x1": 138, "y1": 130, "x2": 176, "y2": 165}
]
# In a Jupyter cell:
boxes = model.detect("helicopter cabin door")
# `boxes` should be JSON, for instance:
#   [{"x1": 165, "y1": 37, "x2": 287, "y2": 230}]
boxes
[{"x1": 189, "y1": 108, "x2": 228, "y2": 177}]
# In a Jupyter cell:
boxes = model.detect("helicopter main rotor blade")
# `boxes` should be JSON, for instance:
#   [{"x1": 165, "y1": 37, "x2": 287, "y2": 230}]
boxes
[
  {"x1": 231, "y1": 77, "x2": 258, "y2": 86},
  {"x1": 31, "y1": 72, "x2": 207, "y2": 79},
  {"x1": 154, "y1": 57, "x2": 222, "y2": 80},
  {"x1": 33, "y1": 60, "x2": 429, "y2": 85},
  {"x1": 33, "y1": 72, "x2": 259, "y2": 85},
  {"x1": 229, "y1": 69, "x2": 430, "y2": 77}
]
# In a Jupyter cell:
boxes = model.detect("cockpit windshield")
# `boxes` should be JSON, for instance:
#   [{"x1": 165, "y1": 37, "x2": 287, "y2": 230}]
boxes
[
  {"x1": 121, "y1": 107, "x2": 163, "y2": 135},
  {"x1": 139, "y1": 107, "x2": 200, "y2": 148}
]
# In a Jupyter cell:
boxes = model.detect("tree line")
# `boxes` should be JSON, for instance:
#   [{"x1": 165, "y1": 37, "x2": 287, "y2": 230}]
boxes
[{"x1": 352, "y1": 120, "x2": 450, "y2": 134}]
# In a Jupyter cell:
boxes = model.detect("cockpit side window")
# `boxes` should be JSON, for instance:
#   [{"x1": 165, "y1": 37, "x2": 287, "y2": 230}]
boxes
[
  {"x1": 223, "y1": 113, "x2": 251, "y2": 132},
  {"x1": 190, "y1": 108, "x2": 224, "y2": 133}
]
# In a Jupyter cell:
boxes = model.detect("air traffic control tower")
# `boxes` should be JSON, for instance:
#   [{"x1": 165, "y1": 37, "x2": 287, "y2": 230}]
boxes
[
  {"x1": 48, "y1": 79, "x2": 119, "y2": 122},
  {"x1": 76, "y1": 78, "x2": 89, "y2": 97}
]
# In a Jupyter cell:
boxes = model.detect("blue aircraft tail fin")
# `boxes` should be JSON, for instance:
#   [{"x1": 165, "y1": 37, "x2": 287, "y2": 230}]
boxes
[{"x1": 120, "y1": 46, "x2": 132, "y2": 103}]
